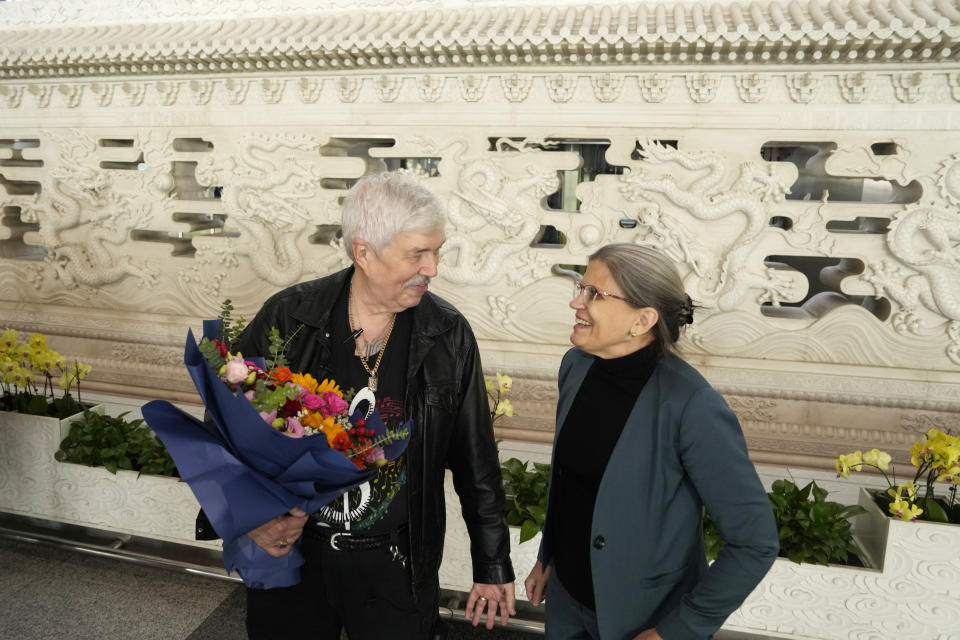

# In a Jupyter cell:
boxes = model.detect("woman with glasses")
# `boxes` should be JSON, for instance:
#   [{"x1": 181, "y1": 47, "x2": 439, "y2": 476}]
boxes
[{"x1": 525, "y1": 244, "x2": 778, "y2": 640}]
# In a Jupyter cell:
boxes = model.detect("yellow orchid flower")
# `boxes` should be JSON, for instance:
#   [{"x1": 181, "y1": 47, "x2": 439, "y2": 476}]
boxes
[
  {"x1": 889, "y1": 497, "x2": 923, "y2": 522},
  {"x1": 1, "y1": 328, "x2": 18, "y2": 350},
  {"x1": 862, "y1": 448, "x2": 892, "y2": 471},
  {"x1": 496, "y1": 372, "x2": 513, "y2": 392},
  {"x1": 484, "y1": 377, "x2": 495, "y2": 393},
  {"x1": 834, "y1": 450, "x2": 863, "y2": 478},
  {"x1": 495, "y1": 399, "x2": 515, "y2": 418}
]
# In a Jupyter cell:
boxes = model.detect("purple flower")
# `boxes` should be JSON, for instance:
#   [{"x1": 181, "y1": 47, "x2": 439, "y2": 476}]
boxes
[
  {"x1": 365, "y1": 447, "x2": 385, "y2": 465},
  {"x1": 258, "y1": 409, "x2": 277, "y2": 425},
  {"x1": 283, "y1": 417, "x2": 305, "y2": 438}
]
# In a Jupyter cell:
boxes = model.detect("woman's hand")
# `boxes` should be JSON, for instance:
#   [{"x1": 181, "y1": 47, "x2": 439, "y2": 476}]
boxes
[
  {"x1": 247, "y1": 507, "x2": 308, "y2": 557},
  {"x1": 524, "y1": 560, "x2": 551, "y2": 605},
  {"x1": 633, "y1": 629, "x2": 663, "y2": 640}
]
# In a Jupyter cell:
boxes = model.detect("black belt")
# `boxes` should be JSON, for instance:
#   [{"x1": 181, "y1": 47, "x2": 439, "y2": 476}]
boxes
[{"x1": 312, "y1": 523, "x2": 408, "y2": 553}]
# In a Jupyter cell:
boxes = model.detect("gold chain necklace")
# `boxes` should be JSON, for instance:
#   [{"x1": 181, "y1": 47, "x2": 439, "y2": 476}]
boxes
[{"x1": 348, "y1": 283, "x2": 396, "y2": 393}]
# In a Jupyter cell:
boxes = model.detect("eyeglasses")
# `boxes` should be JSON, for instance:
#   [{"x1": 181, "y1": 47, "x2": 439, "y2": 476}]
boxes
[{"x1": 573, "y1": 281, "x2": 637, "y2": 306}]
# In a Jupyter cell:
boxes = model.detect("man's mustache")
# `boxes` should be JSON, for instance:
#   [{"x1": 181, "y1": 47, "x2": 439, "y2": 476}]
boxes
[{"x1": 403, "y1": 275, "x2": 431, "y2": 288}]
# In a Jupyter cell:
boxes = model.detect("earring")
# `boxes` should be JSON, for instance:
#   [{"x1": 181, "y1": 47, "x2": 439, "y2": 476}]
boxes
[{"x1": 630, "y1": 331, "x2": 638, "y2": 337}]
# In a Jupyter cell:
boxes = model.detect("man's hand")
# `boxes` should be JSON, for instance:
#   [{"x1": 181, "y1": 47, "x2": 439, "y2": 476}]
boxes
[
  {"x1": 634, "y1": 629, "x2": 663, "y2": 640},
  {"x1": 247, "y1": 507, "x2": 308, "y2": 557},
  {"x1": 465, "y1": 582, "x2": 516, "y2": 629},
  {"x1": 524, "y1": 560, "x2": 550, "y2": 605}
]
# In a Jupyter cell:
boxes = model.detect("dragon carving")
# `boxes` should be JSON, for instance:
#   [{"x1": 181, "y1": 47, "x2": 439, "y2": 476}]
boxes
[
  {"x1": 442, "y1": 151, "x2": 558, "y2": 285},
  {"x1": 620, "y1": 140, "x2": 795, "y2": 311},
  {"x1": 20, "y1": 133, "x2": 158, "y2": 290},
  {"x1": 862, "y1": 203, "x2": 960, "y2": 363},
  {"x1": 195, "y1": 133, "x2": 329, "y2": 287}
]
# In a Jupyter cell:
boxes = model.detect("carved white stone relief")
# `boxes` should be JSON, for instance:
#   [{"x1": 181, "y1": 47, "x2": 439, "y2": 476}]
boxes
[
  {"x1": 458, "y1": 74, "x2": 487, "y2": 102},
  {"x1": 685, "y1": 74, "x2": 719, "y2": 103},
  {"x1": 190, "y1": 133, "x2": 331, "y2": 288},
  {"x1": 17, "y1": 132, "x2": 160, "y2": 290},
  {"x1": 155, "y1": 81, "x2": 180, "y2": 106},
  {"x1": 939, "y1": 153, "x2": 960, "y2": 207},
  {"x1": 416, "y1": 75, "x2": 444, "y2": 102},
  {"x1": 825, "y1": 142, "x2": 914, "y2": 185},
  {"x1": 58, "y1": 84, "x2": 84, "y2": 108},
  {"x1": 861, "y1": 202, "x2": 960, "y2": 362},
  {"x1": 590, "y1": 73, "x2": 623, "y2": 103},
  {"x1": 374, "y1": 75, "x2": 401, "y2": 102},
  {"x1": 259, "y1": 78, "x2": 286, "y2": 104},
  {"x1": 893, "y1": 71, "x2": 926, "y2": 103},
  {"x1": 949, "y1": 73, "x2": 960, "y2": 102},
  {"x1": 545, "y1": 74, "x2": 577, "y2": 103},
  {"x1": 121, "y1": 81, "x2": 146, "y2": 106},
  {"x1": 735, "y1": 73, "x2": 769, "y2": 103},
  {"x1": 223, "y1": 78, "x2": 250, "y2": 105},
  {"x1": 639, "y1": 74, "x2": 671, "y2": 103},
  {"x1": 500, "y1": 73, "x2": 532, "y2": 103},
  {"x1": 336, "y1": 76, "x2": 361, "y2": 102},
  {"x1": 89, "y1": 82, "x2": 116, "y2": 107},
  {"x1": 27, "y1": 84, "x2": 52, "y2": 108},
  {"x1": 297, "y1": 77, "x2": 323, "y2": 103},
  {"x1": 0, "y1": 84, "x2": 25, "y2": 108},
  {"x1": 441, "y1": 139, "x2": 561, "y2": 287},
  {"x1": 621, "y1": 140, "x2": 795, "y2": 311},
  {"x1": 186, "y1": 79, "x2": 213, "y2": 105},
  {"x1": 840, "y1": 72, "x2": 873, "y2": 103},
  {"x1": 787, "y1": 72, "x2": 821, "y2": 104}
]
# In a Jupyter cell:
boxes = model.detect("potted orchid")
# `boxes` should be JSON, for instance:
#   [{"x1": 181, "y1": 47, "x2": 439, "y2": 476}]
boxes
[
  {"x1": 1, "y1": 328, "x2": 92, "y2": 419},
  {"x1": 835, "y1": 428, "x2": 959, "y2": 523}
]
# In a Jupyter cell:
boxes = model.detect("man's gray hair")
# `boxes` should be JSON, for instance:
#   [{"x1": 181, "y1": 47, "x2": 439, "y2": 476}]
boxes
[
  {"x1": 341, "y1": 172, "x2": 446, "y2": 260},
  {"x1": 589, "y1": 243, "x2": 695, "y2": 353}
]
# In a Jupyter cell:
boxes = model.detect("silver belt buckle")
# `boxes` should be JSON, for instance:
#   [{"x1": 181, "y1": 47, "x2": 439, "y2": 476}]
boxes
[{"x1": 329, "y1": 531, "x2": 349, "y2": 550}]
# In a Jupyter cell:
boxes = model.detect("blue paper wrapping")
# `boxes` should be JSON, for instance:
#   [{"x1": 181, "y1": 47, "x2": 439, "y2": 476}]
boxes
[{"x1": 142, "y1": 324, "x2": 410, "y2": 589}]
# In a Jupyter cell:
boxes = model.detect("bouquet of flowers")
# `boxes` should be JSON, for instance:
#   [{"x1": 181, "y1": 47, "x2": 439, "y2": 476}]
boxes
[
  {"x1": 835, "y1": 428, "x2": 959, "y2": 523},
  {"x1": 142, "y1": 319, "x2": 411, "y2": 589}
]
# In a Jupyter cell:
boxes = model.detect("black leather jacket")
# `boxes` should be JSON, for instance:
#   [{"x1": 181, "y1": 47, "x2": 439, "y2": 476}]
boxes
[{"x1": 223, "y1": 267, "x2": 514, "y2": 599}]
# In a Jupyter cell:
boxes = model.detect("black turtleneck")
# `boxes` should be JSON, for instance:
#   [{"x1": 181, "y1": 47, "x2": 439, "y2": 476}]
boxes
[{"x1": 549, "y1": 342, "x2": 661, "y2": 610}]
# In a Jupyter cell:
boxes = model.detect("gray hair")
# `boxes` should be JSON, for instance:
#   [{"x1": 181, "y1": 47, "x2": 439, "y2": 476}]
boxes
[
  {"x1": 589, "y1": 243, "x2": 695, "y2": 353},
  {"x1": 341, "y1": 171, "x2": 446, "y2": 260}
]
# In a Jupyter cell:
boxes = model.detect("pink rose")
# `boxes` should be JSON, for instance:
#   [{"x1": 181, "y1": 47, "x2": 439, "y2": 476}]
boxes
[
  {"x1": 365, "y1": 447, "x2": 385, "y2": 465},
  {"x1": 301, "y1": 392, "x2": 325, "y2": 411},
  {"x1": 323, "y1": 392, "x2": 348, "y2": 415},
  {"x1": 244, "y1": 390, "x2": 255, "y2": 401},
  {"x1": 223, "y1": 357, "x2": 248, "y2": 385},
  {"x1": 259, "y1": 409, "x2": 277, "y2": 425},
  {"x1": 283, "y1": 417, "x2": 305, "y2": 438}
]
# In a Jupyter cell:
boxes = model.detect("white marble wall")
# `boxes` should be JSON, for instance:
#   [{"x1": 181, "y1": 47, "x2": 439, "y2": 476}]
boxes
[{"x1": 2, "y1": 0, "x2": 959, "y2": 469}]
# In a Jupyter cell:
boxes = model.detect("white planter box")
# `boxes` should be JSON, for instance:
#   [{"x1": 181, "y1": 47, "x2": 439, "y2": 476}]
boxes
[
  {"x1": 0, "y1": 406, "x2": 218, "y2": 549},
  {"x1": 438, "y1": 471, "x2": 542, "y2": 601},
  {"x1": 723, "y1": 487, "x2": 960, "y2": 639}
]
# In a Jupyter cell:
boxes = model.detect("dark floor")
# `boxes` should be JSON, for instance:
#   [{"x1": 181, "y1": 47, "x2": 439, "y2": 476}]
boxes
[{"x1": 0, "y1": 535, "x2": 536, "y2": 640}]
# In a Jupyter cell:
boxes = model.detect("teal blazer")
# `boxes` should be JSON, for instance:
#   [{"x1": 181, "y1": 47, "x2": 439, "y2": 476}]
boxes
[{"x1": 540, "y1": 348, "x2": 778, "y2": 640}]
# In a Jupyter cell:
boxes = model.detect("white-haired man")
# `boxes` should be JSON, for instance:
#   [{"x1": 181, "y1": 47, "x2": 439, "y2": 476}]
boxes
[{"x1": 210, "y1": 171, "x2": 516, "y2": 639}]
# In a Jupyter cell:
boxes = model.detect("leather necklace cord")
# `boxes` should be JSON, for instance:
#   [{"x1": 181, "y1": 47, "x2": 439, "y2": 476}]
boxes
[{"x1": 348, "y1": 282, "x2": 396, "y2": 392}]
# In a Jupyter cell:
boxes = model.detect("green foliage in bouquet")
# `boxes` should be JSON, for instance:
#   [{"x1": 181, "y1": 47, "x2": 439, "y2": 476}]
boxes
[
  {"x1": 56, "y1": 409, "x2": 179, "y2": 477},
  {"x1": 767, "y1": 479, "x2": 864, "y2": 565},
  {"x1": 501, "y1": 457, "x2": 550, "y2": 544}
]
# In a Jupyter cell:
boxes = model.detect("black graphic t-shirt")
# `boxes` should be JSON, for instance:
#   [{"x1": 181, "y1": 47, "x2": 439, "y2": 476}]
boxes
[{"x1": 312, "y1": 288, "x2": 411, "y2": 534}]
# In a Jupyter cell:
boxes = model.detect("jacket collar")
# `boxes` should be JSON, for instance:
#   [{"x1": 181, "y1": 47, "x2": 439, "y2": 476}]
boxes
[{"x1": 289, "y1": 266, "x2": 456, "y2": 340}]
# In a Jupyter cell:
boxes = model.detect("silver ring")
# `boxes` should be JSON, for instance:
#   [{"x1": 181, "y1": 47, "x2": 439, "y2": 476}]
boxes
[{"x1": 478, "y1": 596, "x2": 488, "y2": 601}]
